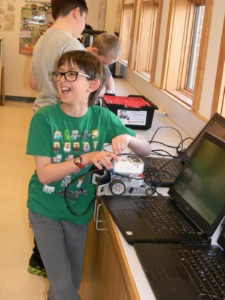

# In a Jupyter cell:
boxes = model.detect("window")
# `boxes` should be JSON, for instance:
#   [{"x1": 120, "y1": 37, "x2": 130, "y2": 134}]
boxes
[
  {"x1": 135, "y1": 0, "x2": 161, "y2": 81},
  {"x1": 119, "y1": 0, "x2": 135, "y2": 64},
  {"x1": 163, "y1": 0, "x2": 211, "y2": 109},
  {"x1": 186, "y1": 5, "x2": 205, "y2": 91}
]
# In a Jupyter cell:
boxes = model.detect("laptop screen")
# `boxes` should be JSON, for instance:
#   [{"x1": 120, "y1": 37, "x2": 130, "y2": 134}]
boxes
[
  {"x1": 185, "y1": 113, "x2": 225, "y2": 158},
  {"x1": 169, "y1": 132, "x2": 225, "y2": 236}
]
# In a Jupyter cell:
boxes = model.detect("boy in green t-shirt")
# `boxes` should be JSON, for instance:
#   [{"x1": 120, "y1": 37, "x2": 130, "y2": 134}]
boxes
[
  {"x1": 26, "y1": 50, "x2": 151, "y2": 299},
  {"x1": 28, "y1": 0, "x2": 88, "y2": 278}
]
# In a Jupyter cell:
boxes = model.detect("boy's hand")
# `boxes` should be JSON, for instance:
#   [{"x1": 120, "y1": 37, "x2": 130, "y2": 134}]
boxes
[
  {"x1": 83, "y1": 151, "x2": 119, "y2": 170},
  {"x1": 111, "y1": 134, "x2": 131, "y2": 154}
]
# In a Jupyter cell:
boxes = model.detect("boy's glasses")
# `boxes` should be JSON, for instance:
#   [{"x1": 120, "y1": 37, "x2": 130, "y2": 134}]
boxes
[{"x1": 52, "y1": 71, "x2": 91, "y2": 82}]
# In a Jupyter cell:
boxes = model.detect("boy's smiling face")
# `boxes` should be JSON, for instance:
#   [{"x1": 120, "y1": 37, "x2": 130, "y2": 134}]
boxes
[
  {"x1": 55, "y1": 62, "x2": 100, "y2": 108},
  {"x1": 56, "y1": 63, "x2": 91, "y2": 105}
]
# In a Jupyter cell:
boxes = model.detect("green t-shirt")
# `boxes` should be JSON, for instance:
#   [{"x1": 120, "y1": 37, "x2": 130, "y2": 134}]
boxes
[{"x1": 26, "y1": 103, "x2": 135, "y2": 224}]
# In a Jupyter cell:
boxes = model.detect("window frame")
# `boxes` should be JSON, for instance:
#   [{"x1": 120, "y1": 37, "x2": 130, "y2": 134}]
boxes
[
  {"x1": 161, "y1": 0, "x2": 212, "y2": 111},
  {"x1": 119, "y1": 0, "x2": 136, "y2": 65},
  {"x1": 211, "y1": 15, "x2": 225, "y2": 117},
  {"x1": 134, "y1": 0, "x2": 161, "y2": 82}
]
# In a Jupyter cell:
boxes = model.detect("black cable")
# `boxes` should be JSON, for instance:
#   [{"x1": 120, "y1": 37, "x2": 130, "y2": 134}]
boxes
[
  {"x1": 115, "y1": 153, "x2": 164, "y2": 189},
  {"x1": 176, "y1": 136, "x2": 194, "y2": 155},
  {"x1": 149, "y1": 126, "x2": 192, "y2": 158},
  {"x1": 150, "y1": 148, "x2": 178, "y2": 158},
  {"x1": 112, "y1": 153, "x2": 171, "y2": 189},
  {"x1": 149, "y1": 140, "x2": 181, "y2": 149},
  {"x1": 142, "y1": 154, "x2": 191, "y2": 189},
  {"x1": 63, "y1": 166, "x2": 100, "y2": 217},
  {"x1": 64, "y1": 150, "x2": 186, "y2": 214},
  {"x1": 149, "y1": 126, "x2": 183, "y2": 144}
]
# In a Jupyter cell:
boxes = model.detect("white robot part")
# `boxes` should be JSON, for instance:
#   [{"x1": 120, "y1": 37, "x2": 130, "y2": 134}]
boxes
[{"x1": 113, "y1": 156, "x2": 144, "y2": 175}]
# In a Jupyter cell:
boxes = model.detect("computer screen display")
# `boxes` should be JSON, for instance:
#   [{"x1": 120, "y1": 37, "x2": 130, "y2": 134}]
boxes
[{"x1": 171, "y1": 133, "x2": 225, "y2": 226}]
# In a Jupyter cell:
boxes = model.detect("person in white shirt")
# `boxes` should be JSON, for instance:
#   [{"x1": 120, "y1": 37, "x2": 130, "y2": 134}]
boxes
[{"x1": 29, "y1": 0, "x2": 88, "y2": 111}]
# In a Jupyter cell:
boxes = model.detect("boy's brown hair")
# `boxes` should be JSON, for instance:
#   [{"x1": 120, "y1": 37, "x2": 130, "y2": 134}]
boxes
[
  {"x1": 92, "y1": 33, "x2": 121, "y2": 61},
  {"x1": 51, "y1": 0, "x2": 88, "y2": 20}
]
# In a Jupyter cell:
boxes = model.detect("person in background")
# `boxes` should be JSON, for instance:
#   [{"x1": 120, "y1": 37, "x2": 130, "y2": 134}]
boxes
[
  {"x1": 87, "y1": 32, "x2": 121, "y2": 95},
  {"x1": 26, "y1": 50, "x2": 151, "y2": 300},
  {"x1": 29, "y1": 0, "x2": 88, "y2": 112},
  {"x1": 28, "y1": 0, "x2": 88, "y2": 277}
]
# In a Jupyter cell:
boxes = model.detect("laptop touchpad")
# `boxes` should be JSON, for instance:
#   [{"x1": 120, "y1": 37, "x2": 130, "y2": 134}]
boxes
[{"x1": 149, "y1": 266, "x2": 188, "y2": 280}]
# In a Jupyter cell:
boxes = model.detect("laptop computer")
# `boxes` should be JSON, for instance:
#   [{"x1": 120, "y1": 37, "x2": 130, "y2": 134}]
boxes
[
  {"x1": 143, "y1": 112, "x2": 225, "y2": 187},
  {"x1": 133, "y1": 225, "x2": 225, "y2": 300},
  {"x1": 102, "y1": 132, "x2": 225, "y2": 244}
]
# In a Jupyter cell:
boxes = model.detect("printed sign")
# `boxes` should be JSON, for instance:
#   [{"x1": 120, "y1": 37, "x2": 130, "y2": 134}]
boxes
[
  {"x1": 19, "y1": 2, "x2": 53, "y2": 55},
  {"x1": 117, "y1": 110, "x2": 147, "y2": 126}
]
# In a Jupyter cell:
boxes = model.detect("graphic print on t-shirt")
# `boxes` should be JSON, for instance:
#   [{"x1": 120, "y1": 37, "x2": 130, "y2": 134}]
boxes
[{"x1": 43, "y1": 127, "x2": 100, "y2": 199}]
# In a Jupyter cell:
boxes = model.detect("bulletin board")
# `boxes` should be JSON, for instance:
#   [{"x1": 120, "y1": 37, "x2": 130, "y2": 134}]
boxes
[
  {"x1": 0, "y1": 0, "x2": 16, "y2": 32},
  {"x1": 19, "y1": 1, "x2": 53, "y2": 56}
]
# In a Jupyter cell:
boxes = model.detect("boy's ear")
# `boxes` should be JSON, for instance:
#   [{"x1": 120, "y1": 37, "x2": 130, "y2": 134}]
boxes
[
  {"x1": 72, "y1": 7, "x2": 81, "y2": 18},
  {"x1": 88, "y1": 79, "x2": 101, "y2": 92},
  {"x1": 89, "y1": 47, "x2": 99, "y2": 56}
]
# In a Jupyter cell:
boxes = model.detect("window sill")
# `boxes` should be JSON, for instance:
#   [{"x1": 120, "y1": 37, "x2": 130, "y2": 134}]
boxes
[
  {"x1": 167, "y1": 90, "x2": 193, "y2": 107},
  {"x1": 135, "y1": 71, "x2": 151, "y2": 81}
]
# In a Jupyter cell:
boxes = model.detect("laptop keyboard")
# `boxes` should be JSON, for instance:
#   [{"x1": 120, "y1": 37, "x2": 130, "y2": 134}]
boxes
[
  {"x1": 134, "y1": 196, "x2": 196, "y2": 234},
  {"x1": 143, "y1": 157, "x2": 185, "y2": 186},
  {"x1": 176, "y1": 249, "x2": 225, "y2": 299}
]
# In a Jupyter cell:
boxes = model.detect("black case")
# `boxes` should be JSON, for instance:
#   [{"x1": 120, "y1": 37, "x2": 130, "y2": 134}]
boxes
[{"x1": 102, "y1": 94, "x2": 158, "y2": 130}]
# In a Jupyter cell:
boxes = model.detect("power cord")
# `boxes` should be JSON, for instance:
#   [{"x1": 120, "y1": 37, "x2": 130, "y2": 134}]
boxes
[
  {"x1": 63, "y1": 166, "x2": 99, "y2": 217},
  {"x1": 149, "y1": 126, "x2": 193, "y2": 158},
  {"x1": 64, "y1": 144, "x2": 191, "y2": 216},
  {"x1": 150, "y1": 148, "x2": 178, "y2": 158},
  {"x1": 176, "y1": 137, "x2": 194, "y2": 156},
  {"x1": 64, "y1": 153, "x2": 163, "y2": 216}
]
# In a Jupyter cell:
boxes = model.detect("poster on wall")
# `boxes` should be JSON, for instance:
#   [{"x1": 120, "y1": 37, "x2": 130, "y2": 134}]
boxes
[
  {"x1": 0, "y1": 0, "x2": 16, "y2": 31},
  {"x1": 19, "y1": 1, "x2": 53, "y2": 56}
]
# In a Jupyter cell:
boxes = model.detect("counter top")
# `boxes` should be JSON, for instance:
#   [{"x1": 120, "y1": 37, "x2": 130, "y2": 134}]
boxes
[
  {"x1": 108, "y1": 78, "x2": 223, "y2": 299},
  {"x1": 104, "y1": 80, "x2": 189, "y2": 299},
  {"x1": 99, "y1": 92, "x2": 190, "y2": 299},
  {"x1": 113, "y1": 188, "x2": 169, "y2": 300}
]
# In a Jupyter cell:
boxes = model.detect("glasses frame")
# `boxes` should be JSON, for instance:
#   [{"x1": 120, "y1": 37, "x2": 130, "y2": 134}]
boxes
[{"x1": 52, "y1": 71, "x2": 91, "y2": 82}]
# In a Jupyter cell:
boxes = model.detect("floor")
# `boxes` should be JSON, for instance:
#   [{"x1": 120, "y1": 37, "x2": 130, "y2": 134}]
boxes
[{"x1": 0, "y1": 101, "x2": 49, "y2": 300}]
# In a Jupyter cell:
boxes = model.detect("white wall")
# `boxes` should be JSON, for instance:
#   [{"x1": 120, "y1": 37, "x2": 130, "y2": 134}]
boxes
[
  {"x1": 1, "y1": 1, "x2": 36, "y2": 99},
  {"x1": 85, "y1": 0, "x2": 107, "y2": 30},
  {"x1": 104, "y1": 0, "x2": 122, "y2": 33}
]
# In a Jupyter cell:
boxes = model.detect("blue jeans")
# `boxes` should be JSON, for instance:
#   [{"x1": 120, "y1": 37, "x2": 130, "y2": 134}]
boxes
[{"x1": 29, "y1": 210, "x2": 87, "y2": 300}]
